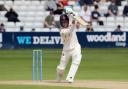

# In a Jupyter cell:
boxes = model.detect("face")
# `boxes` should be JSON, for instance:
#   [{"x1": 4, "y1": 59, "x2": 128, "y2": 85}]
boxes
[
  {"x1": 111, "y1": 0, "x2": 115, "y2": 5},
  {"x1": 61, "y1": 20, "x2": 69, "y2": 28},
  {"x1": 84, "y1": 6, "x2": 87, "y2": 12},
  {"x1": 50, "y1": 11, "x2": 54, "y2": 15}
]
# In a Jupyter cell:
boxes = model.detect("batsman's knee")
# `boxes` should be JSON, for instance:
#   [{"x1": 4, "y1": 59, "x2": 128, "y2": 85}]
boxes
[
  {"x1": 57, "y1": 64, "x2": 65, "y2": 70},
  {"x1": 57, "y1": 55, "x2": 67, "y2": 70},
  {"x1": 72, "y1": 54, "x2": 82, "y2": 65}
]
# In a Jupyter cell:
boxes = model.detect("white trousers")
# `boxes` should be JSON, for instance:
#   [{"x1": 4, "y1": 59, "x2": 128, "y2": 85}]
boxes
[{"x1": 57, "y1": 44, "x2": 82, "y2": 82}]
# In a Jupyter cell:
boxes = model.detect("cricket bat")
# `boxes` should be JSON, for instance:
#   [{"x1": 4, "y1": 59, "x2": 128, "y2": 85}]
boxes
[{"x1": 64, "y1": 7, "x2": 88, "y2": 26}]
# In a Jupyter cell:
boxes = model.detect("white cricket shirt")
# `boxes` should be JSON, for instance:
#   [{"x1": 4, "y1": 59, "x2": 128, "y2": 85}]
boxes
[{"x1": 60, "y1": 25, "x2": 79, "y2": 51}]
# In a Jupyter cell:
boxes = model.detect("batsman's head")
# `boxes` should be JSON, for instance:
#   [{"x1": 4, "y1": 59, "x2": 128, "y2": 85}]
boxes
[{"x1": 60, "y1": 14, "x2": 69, "y2": 28}]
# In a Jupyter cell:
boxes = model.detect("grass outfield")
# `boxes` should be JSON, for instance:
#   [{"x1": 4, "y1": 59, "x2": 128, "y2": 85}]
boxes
[
  {"x1": 0, "y1": 48, "x2": 128, "y2": 81},
  {"x1": 0, "y1": 85, "x2": 96, "y2": 89}
]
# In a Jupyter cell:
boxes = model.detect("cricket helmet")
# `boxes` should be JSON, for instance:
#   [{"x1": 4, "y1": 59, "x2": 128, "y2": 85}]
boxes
[{"x1": 60, "y1": 14, "x2": 69, "y2": 28}]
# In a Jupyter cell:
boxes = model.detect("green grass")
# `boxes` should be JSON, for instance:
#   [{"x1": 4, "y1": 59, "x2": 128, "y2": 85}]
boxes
[
  {"x1": 0, "y1": 85, "x2": 96, "y2": 89},
  {"x1": 0, "y1": 48, "x2": 128, "y2": 81}
]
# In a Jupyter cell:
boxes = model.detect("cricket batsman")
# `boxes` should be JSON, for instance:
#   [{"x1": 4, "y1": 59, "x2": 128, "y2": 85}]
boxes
[{"x1": 56, "y1": 10, "x2": 88, "y2": 83}]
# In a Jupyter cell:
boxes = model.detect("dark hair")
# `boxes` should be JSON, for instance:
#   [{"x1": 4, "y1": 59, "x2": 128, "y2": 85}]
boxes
[
  {"x1": 20, "y1": 26, "x2": 24, "y2": 31},
  {"x1": 94, "y1": 5, "x2": 99, "y2": 9},
  {"x1": 32, "y1": 28, "x2": 35, "y2": 31},
  {"x1": 111, "y1": 0, "x2": 115, "y2": 3},
  {"x1": 117, "y1": 25, "x2": 121, "y2": 28},
  {"x1": 0, "y1": 23, "x2": 4, "y2": 26}
]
